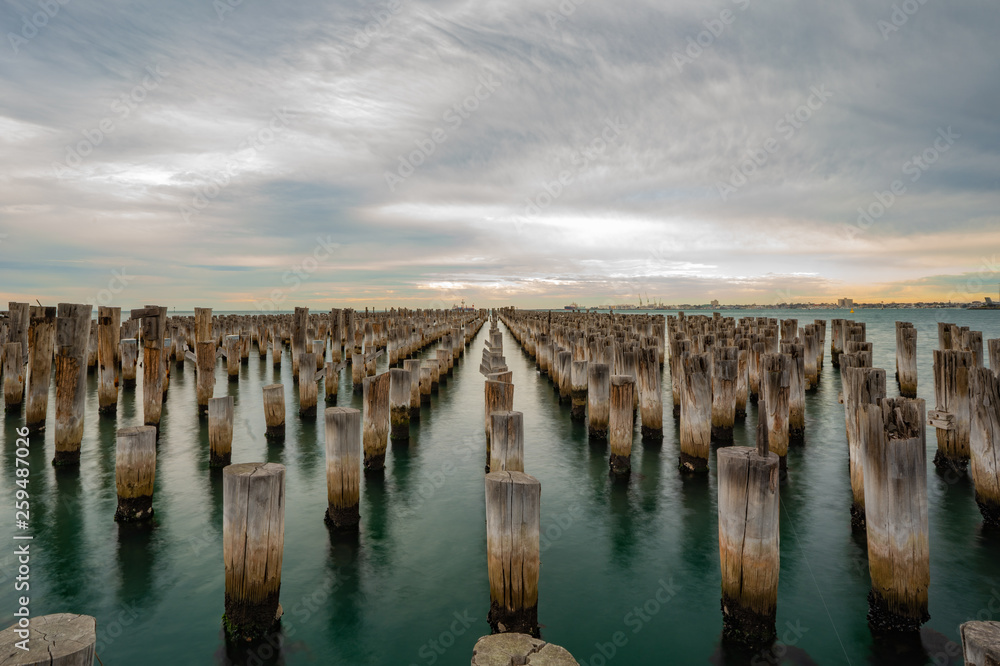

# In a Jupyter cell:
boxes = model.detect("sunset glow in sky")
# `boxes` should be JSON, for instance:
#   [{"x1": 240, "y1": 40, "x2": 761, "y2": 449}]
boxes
[{"x1": 1, "y1": 0, "x2": 998, "y2": 309}]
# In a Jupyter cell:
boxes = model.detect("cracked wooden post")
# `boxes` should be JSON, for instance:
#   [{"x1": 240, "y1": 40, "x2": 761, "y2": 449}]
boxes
[
  {"x1": 735, "y1": 345, "x2": 749, "y2": 420},
  {"x1": 389, "y1": 367, "x2": 410, "y2": 441},
  {"x1": 362, "y1": 372, "x2": 390, "y2": 472},
  {"x1": 292, "y1": 306, "x2": 309, "y2": 379},
  {"x1": 761, "y1": 353, "x2": 790, "y2": 467},
  {"x1": 570, "y1": 359, "x2": 588, "y2": 422},
  {"x1": 115, "y1": 425, "x2": 157, "y2": 523},
  {"x1": 896, "y1": 322, "x2": 918, "y2": 398},
  {"x1": 861, "y1": 397, "x2": 929, "y2": 634},
  {"x1": 803, "y1": 325, "x2": 819, "y2": 389},
  {"x1": 196, "y1": 340, "x2": 215, "y2": 416},
  {"x1": 711, "y1": 346, "x2": 737, "y2": 444},
  {"x1": 485, "y1": 379, "x2": 515, "y2": 470},
  {"x1": 961, "y1": 622, "x2": 1000, "y2": 666},
  {"x1": 121, "y1": 337, "x2": 138, "y2": 389},
  {"x1": 351, "y1": 351, "x2": 364, "y2": 391},
  {"x1": 637, "y1": 347, "x2": 662, "y2": 442},
  {"x1": 25, "y1": 306, "x2": 56, "y2": 431},
  {"x1": 403, "y1": 358, "x2": 421, "y2": 419},
  {"x1": 609, "y1": 375, "x2": 635, "y2": 476},
  {"x1": 271, "y1": 328, "x2": 282, "y2": 368},
  {"x1": 989, "y1": 339, "x2": 1000, "y2": 378},
  {"x1": 86, "y1": 319, "x2": 98, "y2": 370},
  {"x1": 971, "y1": 367, "x2": 1000, "y2": 526},
  {"x1": 6, "y1": 301, "x2": 29, "y2": 365},
  {"x1": 225, "y1": 335, "x2": 241, "y2": 383},
  {"x1": 931, "y1": 349, "x2": 973, "y2": 470},
  {"x1": 680, "y1": 353, "x2": 711, "y2": 473},
  {"x1": 587, "y1": 362, "x2": 610, "y2": 439},
  {"x1": 97, "y1": 306, "x2": 121, "y2": 416},
  {"x1": 419, "y1": 366, "x2": 432, "y2": 404},
  {"x1": 262, "y1": 384, "x2": 285, "y2": 441},
  {"x1": 0, "y1": 613, "x2": 96, "y2": 665},
  {"x1": 485, "y1": 470, "x2": 540, "y2": 637},
  {"x1": 324, "y1": 362, "x2": 340, "y2": 403},
  {"x1": 3, "y1": 342, "x2": 23, "y2": 411},
  {"x1": 330, "y1": 309, "x2": 343, "y2": 364},
  {"x1": 843, "y1": 366, "x2": 886, "y2": 531},
  {"x1": 208, "y1": 396, "x2": 234, "y2": 468},
  {"x1": 489, "y1": 410, "x2": 524, "y2": 473},
  {"x1": 298, "y1": 352, "x2": 317, "y2": 417},
  {"x1": 324, "y1": 406, "x2": 361, "y2": 529},
  {"x1": 780, "y1": 342, "x2": 805, "y2": 443},
  {"x1": 831, "y1": 318, "x2": 846, "y2": 367},
  {"x1": 54, "y1": 303, "x2": 92, "y2": 466},
  {"x1": 223, "y1": 462, "x2": 285, "y2": 640},
  {"x1": 717, "y1": 405, "x2": 779, "y2": 647}
]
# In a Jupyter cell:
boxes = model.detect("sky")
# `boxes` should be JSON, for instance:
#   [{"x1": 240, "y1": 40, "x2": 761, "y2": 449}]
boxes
[{"x1": 1, "y1": 0, "x2": 999, "y2": 310}]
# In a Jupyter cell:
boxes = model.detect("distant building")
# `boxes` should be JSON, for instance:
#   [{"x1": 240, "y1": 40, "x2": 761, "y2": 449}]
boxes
[
  {"x1": 710, "y1": 299, "x2": 720, "y2": 308},
  {"x1": 838, "y1": 298, "x2": 854, "y2": 308}
]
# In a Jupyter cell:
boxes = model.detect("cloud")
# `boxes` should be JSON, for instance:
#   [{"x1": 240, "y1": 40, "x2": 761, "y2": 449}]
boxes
[{"x1": 1, "y1": 0, "x2": 998, "y2": 307}]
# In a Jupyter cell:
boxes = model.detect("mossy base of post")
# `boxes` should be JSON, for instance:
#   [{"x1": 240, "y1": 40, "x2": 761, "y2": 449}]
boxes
[
  {"x1": 115, "y1": 496, "x2": 154, "y2": 523},
  {"x1": 223, "y1": 600, "x2": 282, "y2": 642},
  {"x1": 52, "y1": 449, "x2": 80, "y2": 466},
  {"x1": 867, "y1": 589, "x2": 929, "y2": 634},
  {"x1": 721, "y1": 594, "x2": 776, "y2": 648},
  {"x1": 210, "y1": 451, "x2": 231, "y2": 468},
  {"x1": 932, "y1": 449, "x2": 968, "y2": 472},
  {"x1": 487, "y1": 601, "x2": 539, "y2": 638},
  {"x1": 364, "y1": 453, "x2": 385, "y2": 473},
  {"x1": 679, "y1": 452, "x2": 708, "y2": 474},
  {"x1": 850, "y1": 503, "x2": 866, "y2": 532},
  {"x1": 641, "y1": 426, "x2": 663, "y2": 443}
]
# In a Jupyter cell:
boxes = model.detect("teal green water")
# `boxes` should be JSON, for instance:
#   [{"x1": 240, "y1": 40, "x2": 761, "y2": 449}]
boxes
[{"x1": 1, "y1": 309, "x2": 999, "y2": 665}]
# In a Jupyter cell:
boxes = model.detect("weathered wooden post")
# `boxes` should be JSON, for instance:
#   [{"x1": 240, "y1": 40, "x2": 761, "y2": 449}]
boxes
[
  {"x1": 225, "y1": 334, "x2": 241, "y2": 382},
  {"x1": 351, "y1": 351, "x2": 365, "y2": 391},
  {"x1": 931, "y1": 349, "x2": 973, "y2": 469},
  {"x1": 54, "y1": 303, "x2": 92, "y2": 465},
  {"x1": 195, "y1": 340, "x2": 215, "y2": 416},
  {"x1": 717, "y1": 405, "x2": 779, "y2": 646},
  {"x1": 362, "y1": 372, "x2": 390, "y2": 471},
  {"x1": 222, "y1": 462, "x2": 285, "y2": 640},
  {"x1": 570, "y1": 360, "x2": 588, "y2": 422},
  {"x1": 403, "y1": 358, "x2": 421, "y2": 418},
  {"x1": 781, "y1": 342, "x2": 805, "y2": 443},
  {"x1": 325, "y1": 407, "x2": 361, "y2": 529},
  {"x1": 389, "y1": 367, "x2": 410, "y2": 441},
  {"x1": 970, "y1": 367, "x2": 1000, "y2": 526},
  {"x1": 208, "y1": 396, "x2": 235, "y2": 467},
  {"x1": 711, "y1": 348, "x2": 737, "y2": 443},
  {"x1": 324, "y1": 362, "x2": 340, "y2": 403},
  {"x1": 25, "y1": 305, "x2": 56, "y2": 431},
  {"x1": 485, "y1": 470, "x2": 540, "y2": 637},
  {"x1": 298, "y1": 351, "x2": 318, "y2": 417},
  {"x1": 609, "y1": 375, "x2": 635, "y2": 475},
  {"x1": 95, "y1": 306, "x2": 121, "y2": 416},
  {"x1": 989, "y1": 339, "x2": 1000, "y2": 377},
  {"x1": 0, "y1": 613, "x2": 96, "y2": 665},
  {"x1": 292, "y1": 306, "x2": 309, "y2": 379},
  {"x1": 831, "y1": 318, "x2": 845, "y2": 367},
  {"x1": 489, "y1": 410, "x2": 524, "y2": 473},
  {"x1": 115, "y1": 425, "x2": 157, "y2": 522},
  {"x1": 735, "y1": 346, "x2": 749, "y2": 419},
  {"x1": 960, "y1": 622, "x2": 1000, "y2": 665},
  {"x1": 636, "y1": 347, "x2": 662, "y2": 441},
  {"x1": 485, "y1": 379, "x2": 515, "y2": 469},
  {"x1": 680, "y1": 353, "x2": 711, "y2": 472},
  {"x1": 271, "y1": 330, "x2": 282, "y2": 368},
  {"x1": 419, "y1": 366, "x2": 432, "y2": 404},
  {"x1": 861, "y1": 398, "x2": 929, "y2": 633},
  {"x1": 3, "y1": 342, "x2": 24, "y2": 410},
  {"x1": 121, "y1": 337, "x2": 138, "y2": 389},
  {"x1": 587, "y1": 362, "x2": 610, "y2": 439},
  {"x1": 761, "y1": 353, "x2": 790, "y2": 466},
  {"x1": 843, "y1": 366, "x2": 886, "y2": 530},
  {"x1": 262, "y1": 384, "x2": 285, "y2": 441},
  {"x1": 896, "y1": 322, "x2": 918, "y2": 398}
]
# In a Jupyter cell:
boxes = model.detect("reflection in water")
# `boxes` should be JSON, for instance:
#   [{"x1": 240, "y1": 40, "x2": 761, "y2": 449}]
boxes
[
  {"x1": 50, "y1": 467, "x2": 87, "y2": 607},
  {"x1": 362, "y1": 474, "x2": 391, "y2": 570},
  {"x1": 866, "y1": 626, "x2": 963, "y2": 666},
  {"x1": 711, "y1": 636, "x2": 820, "y2": 665},
  {"x1": 678, "y1": 473, "x2": 714, "y2": 577},
  {"x1": 637, "y1": 441, "x2": 662, "y2": 517},
  {"x1": 115, "y1": 523, "x2": 158, "y2": 611},
  {"x1": 608, "y1": 475, "x2": 637, "y2": 569}
]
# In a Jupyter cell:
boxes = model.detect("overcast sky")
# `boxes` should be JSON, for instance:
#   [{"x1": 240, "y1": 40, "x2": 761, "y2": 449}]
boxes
[{"x1": 1, "y1": 0, "x2": 998, "y2": 310}]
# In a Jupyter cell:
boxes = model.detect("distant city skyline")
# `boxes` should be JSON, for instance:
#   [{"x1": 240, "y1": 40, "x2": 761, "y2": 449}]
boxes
[{"x1": 1, "y1": 0, "x2": 998, "y2": 309}]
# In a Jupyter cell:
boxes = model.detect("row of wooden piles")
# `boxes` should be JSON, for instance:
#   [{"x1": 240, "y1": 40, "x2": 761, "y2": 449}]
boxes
[
  {"x1": 496, "y1": 308, "x2": 829, "y2": 475},
  {"x1": 0, "y1": 301, "x2": 485, "y2": 642}
]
